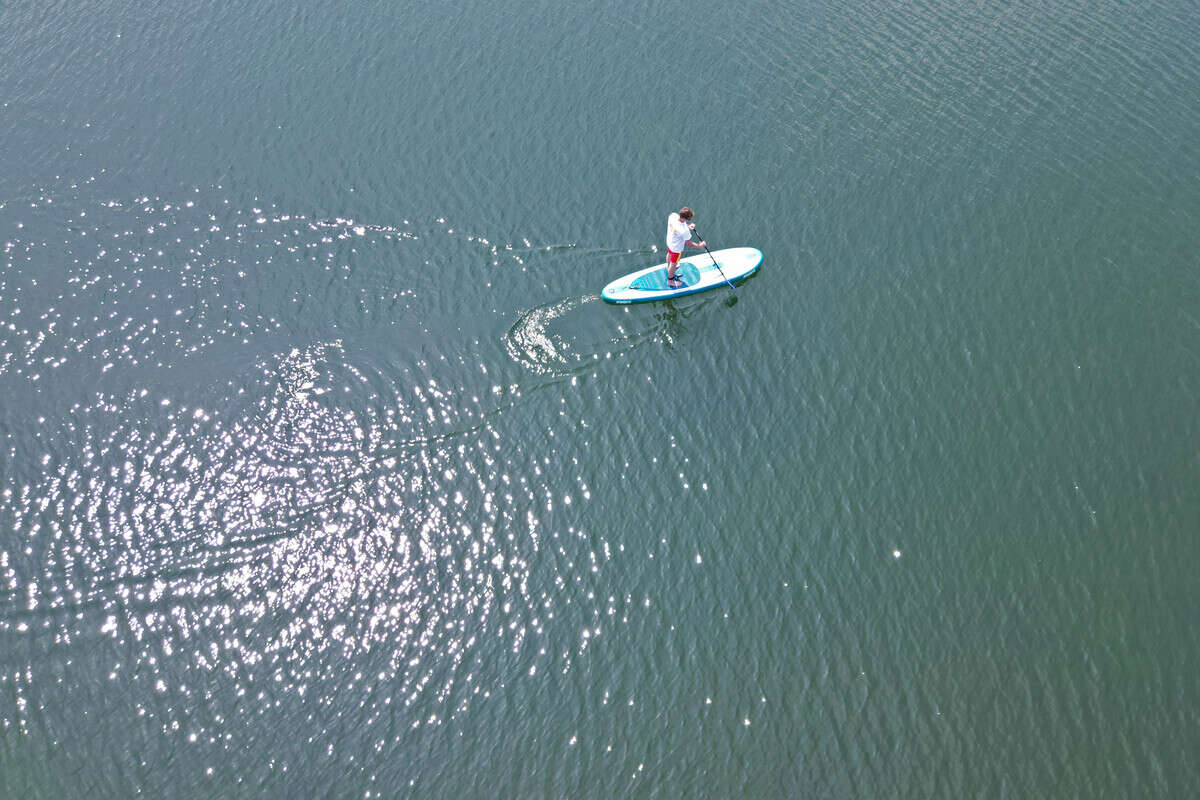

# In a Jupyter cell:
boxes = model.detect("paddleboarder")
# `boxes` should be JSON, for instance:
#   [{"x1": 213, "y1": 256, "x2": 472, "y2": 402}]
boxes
[{"x1": 665, "y1": 207, "x2": 705, "y2": 287}]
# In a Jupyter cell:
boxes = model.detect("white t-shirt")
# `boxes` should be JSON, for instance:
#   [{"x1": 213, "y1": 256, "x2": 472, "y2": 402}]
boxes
[{"x1": 665, "y1": 213, "x2": 692, "y2": 254}]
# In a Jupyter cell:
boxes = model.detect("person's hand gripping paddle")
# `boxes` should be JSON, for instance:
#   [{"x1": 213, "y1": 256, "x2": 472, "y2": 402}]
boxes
[{"x1": 690, "y1": 225, "x2": 738, "y2": 294}]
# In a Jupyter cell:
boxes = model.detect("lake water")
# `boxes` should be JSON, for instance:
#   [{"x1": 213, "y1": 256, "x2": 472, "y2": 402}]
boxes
[{"x1": 2, "y1": 0, "x2": 1199, "y2": 796}]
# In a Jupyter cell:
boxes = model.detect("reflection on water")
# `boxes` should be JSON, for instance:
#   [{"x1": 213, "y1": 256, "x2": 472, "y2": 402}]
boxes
[
  {"x1": 0, "y1": 188, "x2": 638, "y2": 767},
  {"x1": 4, "y1": 341, "x2": 528, "y2": 715}
]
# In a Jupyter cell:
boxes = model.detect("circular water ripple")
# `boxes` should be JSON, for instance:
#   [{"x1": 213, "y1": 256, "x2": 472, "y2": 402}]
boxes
[{"x1": 503, "y1": 278, "x2": 741, "y2": 377}]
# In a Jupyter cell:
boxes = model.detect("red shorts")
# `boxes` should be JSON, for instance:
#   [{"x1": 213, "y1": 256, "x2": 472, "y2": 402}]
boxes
[{"x1": 667, "y1": 249, "x2": 682, "y2": 265}]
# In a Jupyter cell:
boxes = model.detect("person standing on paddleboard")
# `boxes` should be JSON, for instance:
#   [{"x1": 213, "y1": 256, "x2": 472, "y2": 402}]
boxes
[{"x1": 665, "y1": 207, "x2": 705, "y2": 287}]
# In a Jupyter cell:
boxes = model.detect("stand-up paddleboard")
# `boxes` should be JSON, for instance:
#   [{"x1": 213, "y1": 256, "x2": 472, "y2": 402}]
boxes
[{"x1": 601, "y1": 247, "x2": 762, "y2": 304}]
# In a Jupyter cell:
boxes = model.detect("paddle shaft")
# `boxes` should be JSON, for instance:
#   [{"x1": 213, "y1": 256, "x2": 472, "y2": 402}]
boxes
[{"x1": 690, "y1": 225, "x2": 737, "y2": 293}]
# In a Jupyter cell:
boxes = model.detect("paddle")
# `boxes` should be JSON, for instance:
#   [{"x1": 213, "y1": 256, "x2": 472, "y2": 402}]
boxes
[{"x1": 690, "y1": 225, "x2": 738, "y2": 294}]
